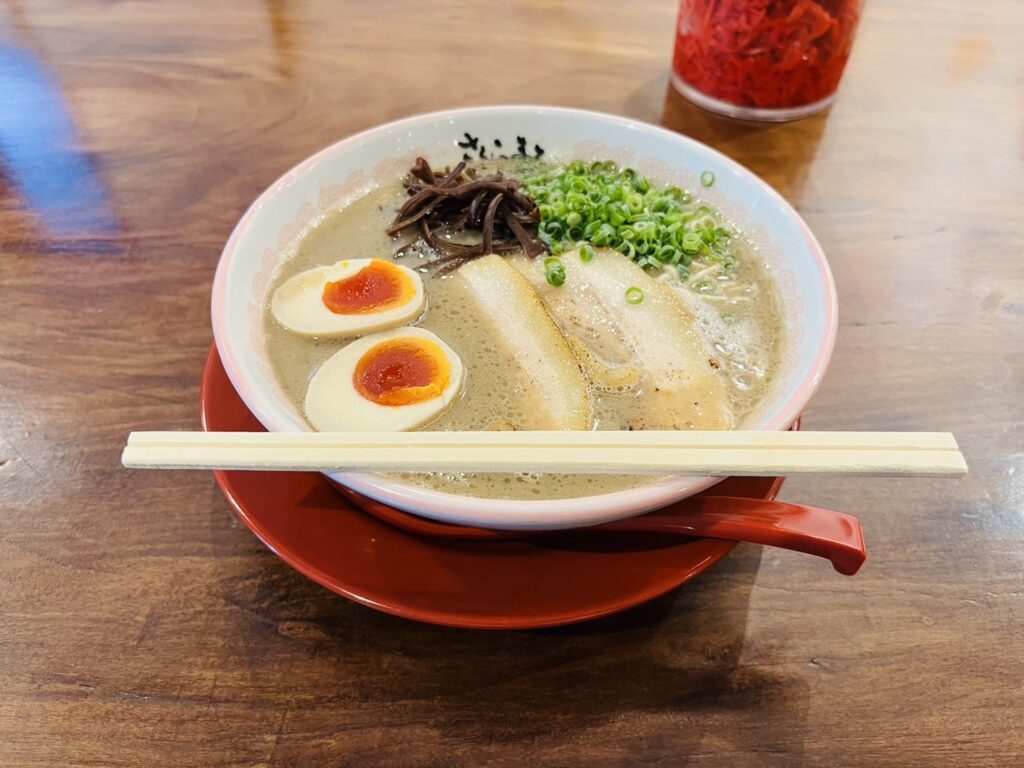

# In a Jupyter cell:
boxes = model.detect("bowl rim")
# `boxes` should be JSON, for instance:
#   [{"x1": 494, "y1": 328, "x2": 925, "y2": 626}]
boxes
[{"x1": 212, "y1": 104, "x2": 837, "y2": 529}]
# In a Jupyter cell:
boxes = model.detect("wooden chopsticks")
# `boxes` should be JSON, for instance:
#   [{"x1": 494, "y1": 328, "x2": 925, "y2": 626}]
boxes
[{"x1": 121, "y1": 430, "x2": 967, "y2": 477}]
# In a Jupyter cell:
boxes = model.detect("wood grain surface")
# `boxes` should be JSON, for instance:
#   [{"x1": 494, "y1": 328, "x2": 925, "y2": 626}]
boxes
[{"x1": 2, "y1": 0, "x2": 1022, "y2": 765}]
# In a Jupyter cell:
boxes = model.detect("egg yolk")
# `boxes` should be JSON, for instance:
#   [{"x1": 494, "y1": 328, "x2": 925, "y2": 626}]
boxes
[
  {"x1": 322, "y1": 260, "x2": 416, "y2": 315},
  {"x1": 353, "y1": 338, "x2": 451, "y2": 406}
]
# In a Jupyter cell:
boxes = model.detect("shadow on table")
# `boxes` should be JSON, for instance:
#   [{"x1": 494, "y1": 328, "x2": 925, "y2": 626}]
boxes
[
  {"x1": 621, "y1": 77, "x2": 829, "y2": 209},
  {"x1": 228, "y1": 539, "x2": 810, "y2": 760}
]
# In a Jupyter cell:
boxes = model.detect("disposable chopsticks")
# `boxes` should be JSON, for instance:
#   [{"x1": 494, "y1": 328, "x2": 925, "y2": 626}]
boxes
[{"x1": 121, "y1": 430, "x2": 967, "y2": 477}]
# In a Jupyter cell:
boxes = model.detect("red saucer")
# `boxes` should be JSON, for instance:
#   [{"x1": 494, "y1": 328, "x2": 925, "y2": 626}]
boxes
[{"x1": 201, "y1": 346, "x2": 786, "y2": 629}]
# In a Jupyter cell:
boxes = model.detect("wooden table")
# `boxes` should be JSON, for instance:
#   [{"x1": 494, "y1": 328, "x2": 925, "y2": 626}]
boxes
[{"x1": 2, "y1": 1, "x2": 1022, "y2": 765}]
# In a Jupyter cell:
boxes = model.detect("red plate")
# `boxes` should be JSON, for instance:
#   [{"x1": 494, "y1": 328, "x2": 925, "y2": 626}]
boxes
[{"x1": 201, "y1": 346, "x2": 786, "y2": 629}]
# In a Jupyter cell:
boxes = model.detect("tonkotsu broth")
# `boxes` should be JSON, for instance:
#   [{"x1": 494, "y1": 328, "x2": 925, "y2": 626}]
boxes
[{"x1": 265, "y1": 161, "x2": 784, "y2": 500}]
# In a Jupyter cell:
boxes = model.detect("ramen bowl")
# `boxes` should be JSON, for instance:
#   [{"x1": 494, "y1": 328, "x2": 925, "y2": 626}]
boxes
[{"x1": 211, "y1": 105, "x2": 837, "y2": 530}]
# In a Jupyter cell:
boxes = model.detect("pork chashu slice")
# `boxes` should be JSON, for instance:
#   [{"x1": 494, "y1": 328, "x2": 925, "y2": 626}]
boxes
[
  {"x1": 457, "y1": 254, "x2": 592, "y2": 430},
  {"x1": 510, "y1": 248, "x2": 733, "y2": 430}
]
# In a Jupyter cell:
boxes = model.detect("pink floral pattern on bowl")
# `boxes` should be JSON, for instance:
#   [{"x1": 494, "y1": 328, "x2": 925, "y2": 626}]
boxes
[{"x1": 212, "y1": 106, "x2": 836, "y2": 531}]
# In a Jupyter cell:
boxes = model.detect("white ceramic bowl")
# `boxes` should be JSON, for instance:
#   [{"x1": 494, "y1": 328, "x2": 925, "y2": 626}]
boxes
[{"x1": 212, "y1": 105, "x2": 837, "y2": 530}]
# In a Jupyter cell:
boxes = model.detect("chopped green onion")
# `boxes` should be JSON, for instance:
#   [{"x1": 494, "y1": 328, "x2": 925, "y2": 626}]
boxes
[
  {"x1": 522, "y1": 161, "x2": 737, "y2": 280},
  {"x1": 625, "y1": 286, "x2": 644, "y2": 305},
  {"x1": 681, "y1": 231, "x2": 703, "y2": 253},
  {"x1": 579, "y1": 243, "x2": 595, "y2": 262},
  {"x1": 545, "y1": 258, "x2": 566, "y2": 287}
]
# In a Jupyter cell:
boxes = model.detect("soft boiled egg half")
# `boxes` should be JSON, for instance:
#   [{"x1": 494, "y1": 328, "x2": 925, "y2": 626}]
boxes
[
  {"x1": 271, "y1": 258, "x2": 425, "y2": 337},
  {"x1": 304, "y1": 326, "x2": 464, "y2": 431}
]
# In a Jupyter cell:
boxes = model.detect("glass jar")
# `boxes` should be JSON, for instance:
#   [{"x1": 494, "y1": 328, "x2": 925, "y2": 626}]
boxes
[{"x1": 671, "y1": 0, "x2": 863, "y2": 122}]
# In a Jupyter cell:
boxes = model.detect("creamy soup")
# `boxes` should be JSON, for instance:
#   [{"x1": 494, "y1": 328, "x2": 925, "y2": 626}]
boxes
[{"x1": 265, "y1": 159, "x2": 784, "y2": 500}]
